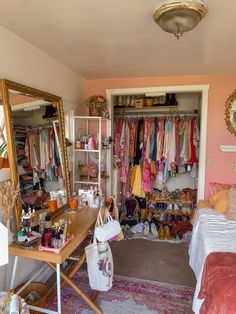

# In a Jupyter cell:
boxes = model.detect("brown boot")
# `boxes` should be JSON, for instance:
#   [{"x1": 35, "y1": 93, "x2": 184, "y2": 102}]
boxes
[
  {"x1": 164, "y1": 225, "x2": 172, "y2": 240},
  {"x1": 158, "y1": 227, "x2": 165, "y2": 240}
]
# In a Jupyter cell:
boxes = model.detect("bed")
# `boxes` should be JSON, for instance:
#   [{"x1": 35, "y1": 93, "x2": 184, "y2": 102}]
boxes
[{"x1": 188, "y1": 207, "x2": 236, "y2": 313}]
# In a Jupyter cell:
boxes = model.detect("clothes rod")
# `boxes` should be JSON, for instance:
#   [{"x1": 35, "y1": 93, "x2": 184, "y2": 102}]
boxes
[{"x1": 114, "y1": 111, "x2": 199, "y2": 118}]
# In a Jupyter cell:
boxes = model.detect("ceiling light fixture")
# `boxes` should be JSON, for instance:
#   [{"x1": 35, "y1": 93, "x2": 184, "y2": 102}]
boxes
[{"x1": 153, "y1": 0, "x2": 208, "y2": 39}]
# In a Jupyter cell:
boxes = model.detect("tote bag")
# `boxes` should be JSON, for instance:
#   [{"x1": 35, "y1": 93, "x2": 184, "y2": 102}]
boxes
[
  {"x1": 85, "y1": 235, "x2": 113, "y2": 291},
  {"x1": 95, "y1": 208, "x2": 121, "y2": 243}
]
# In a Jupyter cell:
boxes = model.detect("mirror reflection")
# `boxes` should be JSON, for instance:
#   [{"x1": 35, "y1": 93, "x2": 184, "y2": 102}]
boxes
[
  {"x1": 9, "y1": 90, "x2": 67, "y2": 212},
  {"x1": 229, "y1": 100, "x2": 236, "y2": 128},
  {"x1": 0, "y1": 104, "x2": 10, "y2": 176},
  {"x1": 0, "y1": 92, "x2": 10, "y2": 184}
]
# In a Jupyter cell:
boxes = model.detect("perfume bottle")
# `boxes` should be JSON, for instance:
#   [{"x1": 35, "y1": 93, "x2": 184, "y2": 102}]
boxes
[{"x1": 31, "y1": 208, "x2": 36, "y2": 225}]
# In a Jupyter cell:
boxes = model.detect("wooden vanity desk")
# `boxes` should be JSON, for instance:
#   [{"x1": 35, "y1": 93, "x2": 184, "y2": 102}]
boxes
[{"x1": 9, "y1": 206, "x2": 101, "y2": 314}]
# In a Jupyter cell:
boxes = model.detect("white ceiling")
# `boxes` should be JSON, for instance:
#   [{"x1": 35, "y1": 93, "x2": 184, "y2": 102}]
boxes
[{"x1": 0, "y1": 0, "x2": 236, "y2": 79}]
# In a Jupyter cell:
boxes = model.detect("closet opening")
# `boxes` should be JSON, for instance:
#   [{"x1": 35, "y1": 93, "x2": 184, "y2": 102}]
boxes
[{"x1": 106, "y1": 84, "x2": 209, "y2": 242}]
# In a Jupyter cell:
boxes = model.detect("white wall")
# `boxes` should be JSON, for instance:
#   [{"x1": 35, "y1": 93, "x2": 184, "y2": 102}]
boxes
[
  {"x1": 0, "y1": 25, "x2": 85, "y2": 106},
  {"x1": 0, "y1": 25, "x2": 86, "y2": 291}
]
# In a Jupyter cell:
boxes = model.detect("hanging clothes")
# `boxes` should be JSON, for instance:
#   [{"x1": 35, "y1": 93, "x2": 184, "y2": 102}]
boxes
[
  {"x1": 188, "y1": 118, "x2": 197, "y2": 165},
  {"x1": 149, "y1": 118, "x2": 158, "y2": 161},
  {"x1": 129, "y1": 119, "x2": 138, "y2": 159},
  {"x1": 175, "y1": 117, "x2": 180, "y2": 165},
  {"x1": 114, "y1": 114, "x2": 199, "y2": 198},
  {"x1": 132, "y1": 165, "x2": 145, "y2": 197}
]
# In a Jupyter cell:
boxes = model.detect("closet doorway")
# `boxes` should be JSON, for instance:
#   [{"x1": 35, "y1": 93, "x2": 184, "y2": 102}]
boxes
[{"x1": 106, "y1": 85, "x2": 209, "y2": 204}]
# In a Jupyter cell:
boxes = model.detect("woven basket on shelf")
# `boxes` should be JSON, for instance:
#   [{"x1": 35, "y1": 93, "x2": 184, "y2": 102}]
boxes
[{"x1": 17, "y1": 282, "x2": 48, "y2": 314}]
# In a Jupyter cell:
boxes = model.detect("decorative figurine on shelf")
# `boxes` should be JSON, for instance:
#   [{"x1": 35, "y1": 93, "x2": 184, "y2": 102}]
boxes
[{"x1": 85, "y1": 95, "x2": 109, "y2": 117}]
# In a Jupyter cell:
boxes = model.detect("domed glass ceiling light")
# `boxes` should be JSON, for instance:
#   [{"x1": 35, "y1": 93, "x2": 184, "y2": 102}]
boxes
[{"x1": 153, "y1": 0, "x2": 208, "y2": 39}]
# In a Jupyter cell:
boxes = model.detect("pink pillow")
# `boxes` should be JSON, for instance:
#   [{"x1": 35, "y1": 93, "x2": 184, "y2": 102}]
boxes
[{"x1": 209, "y1": 182, "x2": 236, "y2": 195}]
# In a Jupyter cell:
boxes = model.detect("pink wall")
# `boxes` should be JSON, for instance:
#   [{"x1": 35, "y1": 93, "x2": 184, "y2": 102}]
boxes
[{"x1": 85, "y1": 75, "x2": 236, "y2": 199}]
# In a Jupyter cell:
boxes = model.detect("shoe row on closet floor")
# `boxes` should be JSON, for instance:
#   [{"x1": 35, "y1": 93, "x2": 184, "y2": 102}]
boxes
[{"x1": 122, "y1": 215, "x2": 192, "y2": 243}]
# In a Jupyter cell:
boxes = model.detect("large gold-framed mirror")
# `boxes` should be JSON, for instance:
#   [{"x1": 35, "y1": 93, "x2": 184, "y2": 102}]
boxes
[
  {"x1": 225, "y1": 89, "x2": 236, "y2": 135},
  {"x1": 0, "y1": 79, "x2": 71, "y2": 229}
]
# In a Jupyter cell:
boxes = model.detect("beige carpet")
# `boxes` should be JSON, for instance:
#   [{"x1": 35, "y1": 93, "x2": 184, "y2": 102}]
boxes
[{"x1": 110, "y1": 239, "x2": 196, "y2": 287}]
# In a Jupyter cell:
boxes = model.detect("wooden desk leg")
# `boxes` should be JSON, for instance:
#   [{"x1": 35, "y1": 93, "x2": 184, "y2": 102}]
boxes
[
  {"x1": 56, "y1": 263, "x2": 62, "y2": 314},
  {"x1": 10, "y1": 256, "x2": 18, "y2": 289},
  {"x1": 67, "y1": 253, "x2": 86, "y2": 280},
  {"x1": 47, "y1": 263, "x2": 102, "y2": 314}
]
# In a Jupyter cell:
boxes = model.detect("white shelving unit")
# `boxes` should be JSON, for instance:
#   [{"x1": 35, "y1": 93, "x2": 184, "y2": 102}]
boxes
[{"x1": 72, "y1": 116, "x2": 111, "y2": 195}]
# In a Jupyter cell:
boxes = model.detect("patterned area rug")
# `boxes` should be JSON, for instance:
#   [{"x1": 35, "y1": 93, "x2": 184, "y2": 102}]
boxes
[{"x1": 47, "y1": 271, "x2": 194, "y2": 314}]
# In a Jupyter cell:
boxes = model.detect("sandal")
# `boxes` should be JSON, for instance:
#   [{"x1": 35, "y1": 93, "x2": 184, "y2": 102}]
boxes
[
  {"x1": 150, "y1": 223, "x2": 158, "y2": 237},
  {"x1": 164, "y1": 225, "x2": 172, "y2": 240},
  {"x1": 124, "y1": 224, "x2": 133, "y2": 239}
]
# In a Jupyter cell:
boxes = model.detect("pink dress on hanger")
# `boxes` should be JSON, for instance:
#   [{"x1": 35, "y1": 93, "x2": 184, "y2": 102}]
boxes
[{"x1": 141, "y1": 159, "x2": 152, "y2": 192}]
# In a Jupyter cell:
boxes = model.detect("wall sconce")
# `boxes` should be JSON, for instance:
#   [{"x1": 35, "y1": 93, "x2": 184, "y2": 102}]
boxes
[{"x1": 153, "y1": 0, "x2": 208, "y2": 39}]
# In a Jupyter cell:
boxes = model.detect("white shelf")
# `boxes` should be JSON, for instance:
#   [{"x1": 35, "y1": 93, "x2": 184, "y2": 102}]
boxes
[
  {"x1": 75, "y1": 149, "x2": 100, "y2": 152},
  {"x1": 74, "y1": 147, "x2": 111, "y2": 152},
  {"x1": 220, "y1": 145, "x2": 236, "y2": 152},
  {"x1": 74, "y1": 179, "x2": 106, "y2": 185},
  {"x1": 73, "y1": 115, "x2": 110, "y2": 120},
  {"x1": 74, "y1": 180, "x2": 99, "y2": 185}
]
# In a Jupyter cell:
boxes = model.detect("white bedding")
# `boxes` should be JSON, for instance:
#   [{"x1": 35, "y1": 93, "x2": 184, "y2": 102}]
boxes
[{"x1": 188, "y1": 208, "x2": 236, "y2": 313}]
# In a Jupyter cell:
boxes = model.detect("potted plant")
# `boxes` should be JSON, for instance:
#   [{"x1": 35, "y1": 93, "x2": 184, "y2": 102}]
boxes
[
  {"x1": 0, "y1": 142, "x2": 9, "y2": 169},
  {"x1": 85, "y1": 95, "x2": 107, "y2": 116}
]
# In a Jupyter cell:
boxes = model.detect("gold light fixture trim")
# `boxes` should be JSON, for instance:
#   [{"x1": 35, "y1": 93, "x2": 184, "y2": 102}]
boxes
[{"x1": 153, "y1": 0, "x2": 208, "y2": 39}]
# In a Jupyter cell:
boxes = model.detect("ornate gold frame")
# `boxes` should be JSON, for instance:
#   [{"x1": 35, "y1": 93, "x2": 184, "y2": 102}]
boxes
[
  {"x1": 225, "y1": 89, "x2": 236, "y2": 136},
  {"x1": 0, "y1": 79, "x2": 71, "y2": 228}
]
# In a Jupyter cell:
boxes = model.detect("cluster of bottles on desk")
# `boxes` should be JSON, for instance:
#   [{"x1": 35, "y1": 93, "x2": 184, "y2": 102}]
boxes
[
  {"x1": 77, "y1": 187, "x2": 104, "y2": 208},
  {"x1": 41, "y1": 218, "x2": 72, "y2": 249},
  {"x1": 20, "y1": 206, "x2": 37, "y2": 231},
  {"x1": 17, "y1": 206, "x2": 38, "y2": 242}
]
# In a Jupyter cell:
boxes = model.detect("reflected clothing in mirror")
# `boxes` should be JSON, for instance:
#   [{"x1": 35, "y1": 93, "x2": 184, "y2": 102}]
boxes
[{"x1": 14, "y1": 124, "x2": 63, "y2": 210}]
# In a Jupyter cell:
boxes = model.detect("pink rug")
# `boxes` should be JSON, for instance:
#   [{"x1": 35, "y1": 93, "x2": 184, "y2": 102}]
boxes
[{"x1": 47, "y1": 272, "x2": 194, "y2": 314}]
